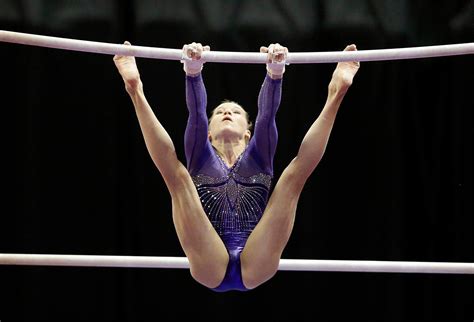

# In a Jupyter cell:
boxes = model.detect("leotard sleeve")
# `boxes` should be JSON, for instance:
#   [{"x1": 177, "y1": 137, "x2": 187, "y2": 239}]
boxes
[
  {"x1": 184, "y1": 74, "x2": 214, "y2": 174},
  {"x1": 249, "y1": 75, "x2": 282, "y2": 175}
]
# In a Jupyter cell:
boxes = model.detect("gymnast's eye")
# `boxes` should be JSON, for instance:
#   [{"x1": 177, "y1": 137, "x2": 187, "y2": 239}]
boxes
[{"x1": 233, "y1": 110, "x2": 241, "y2": 114}]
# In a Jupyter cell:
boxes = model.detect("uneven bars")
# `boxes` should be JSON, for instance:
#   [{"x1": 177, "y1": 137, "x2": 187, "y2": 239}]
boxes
[
  {"x1": 1, "y1": 254, "x2": 473, "y2": 274},
  {"x1": 1, "y1": 30, "x2": 473, "y2": 63}
]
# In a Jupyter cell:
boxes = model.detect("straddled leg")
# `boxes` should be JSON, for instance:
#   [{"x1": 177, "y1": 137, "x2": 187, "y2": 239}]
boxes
[
  {"x1": 241, "y1": 45, "x2": 360, "y2": 289},
  {"x1": 113, "y1": 48, "x2": 228, "y2": 289},
  {"x1": 169, "y1": 164, "x2": 229, "y2": 288},
  {"x1": 240, "y1": 158, "x2": 308, "y2": 289}
]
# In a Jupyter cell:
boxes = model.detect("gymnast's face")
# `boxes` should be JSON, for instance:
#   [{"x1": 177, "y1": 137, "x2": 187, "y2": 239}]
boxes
[{"x1": 208, "y1": 102, "x2": 251, "y2": 144}]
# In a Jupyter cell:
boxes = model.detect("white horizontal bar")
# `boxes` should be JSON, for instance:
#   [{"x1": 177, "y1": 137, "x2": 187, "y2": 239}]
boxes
[
  {"x1": 1, "y1": 254, "x2": 473, "y2": 274},
  {"x1": 1, "y1": 30, "x2": 473, "y2": 63},
  {"x1": 0, "y1": 254, "x2": 190, "y2": 269}
]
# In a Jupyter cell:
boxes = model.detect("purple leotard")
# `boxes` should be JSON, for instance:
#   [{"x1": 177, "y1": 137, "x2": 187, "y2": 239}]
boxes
[{"x1": 185, "y1": 74, "x2": 281, "y2": 292}]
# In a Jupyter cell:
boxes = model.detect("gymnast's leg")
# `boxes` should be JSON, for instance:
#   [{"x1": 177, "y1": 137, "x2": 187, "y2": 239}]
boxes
[
  {"x1": 241, "y1": 45, "x2": 360, "y2": 289},
  {"x1": 113, "y1": 44, "x2": 228, "y2": 288},
  {"x1": 169, "y1": 166, "x2": 228, "y2": 288}
]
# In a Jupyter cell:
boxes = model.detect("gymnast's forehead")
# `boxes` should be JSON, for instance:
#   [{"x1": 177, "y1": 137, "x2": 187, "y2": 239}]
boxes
[{"x1": 214, "y1": 102, "x2": 245, "y2": 112}]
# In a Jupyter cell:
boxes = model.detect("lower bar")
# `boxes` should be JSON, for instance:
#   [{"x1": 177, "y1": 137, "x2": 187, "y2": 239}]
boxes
[{"x1": 0, "y1": 254, "x2": 473, "y2": 274}]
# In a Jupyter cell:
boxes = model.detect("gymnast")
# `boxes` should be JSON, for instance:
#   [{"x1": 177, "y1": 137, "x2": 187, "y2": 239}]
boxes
[{"x1": 113, "y1": 41, "x2": 360, "y2": 291}]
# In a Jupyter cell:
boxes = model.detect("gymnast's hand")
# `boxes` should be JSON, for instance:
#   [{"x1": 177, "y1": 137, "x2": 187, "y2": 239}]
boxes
[
  {"x1": 330, "y1": 44, "x2": 360, "y2": 94},
  {"x1": 260, "y1": 43, "x2": 288, "y2": 79},
  {"x1": 182, "y1": 42, "x2": 210, "y2": 76},
  {"x1": 113, "y1": 41, "x2": 141, "y2": 94}
]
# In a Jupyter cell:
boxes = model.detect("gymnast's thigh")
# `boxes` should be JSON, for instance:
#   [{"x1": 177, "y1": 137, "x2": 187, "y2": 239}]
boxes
[{"x1": 169, "y1": 166, "x2": 229, "y2": 288}]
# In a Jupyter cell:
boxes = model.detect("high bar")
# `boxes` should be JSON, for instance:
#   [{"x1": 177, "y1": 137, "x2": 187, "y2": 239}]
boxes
[{"x1": 0, "y1": 30, "x2": 473, "y2": 64}]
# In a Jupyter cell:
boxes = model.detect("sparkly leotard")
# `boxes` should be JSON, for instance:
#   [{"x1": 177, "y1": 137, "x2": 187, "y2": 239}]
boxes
[{"x1": 185, "y1": 74, "x2": 281, "y2": 292}]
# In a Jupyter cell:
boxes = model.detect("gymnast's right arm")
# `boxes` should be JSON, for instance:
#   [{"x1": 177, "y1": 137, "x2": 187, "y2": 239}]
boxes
[
  {"x1": 182, "y1": 43, "x2": 212, "y2": 173},
  {"x1": 113, "y1": 41, "x2": 181, "y2": 188}
]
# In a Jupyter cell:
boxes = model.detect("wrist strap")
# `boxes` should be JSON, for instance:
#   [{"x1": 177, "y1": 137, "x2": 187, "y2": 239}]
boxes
[{"x1": 267, "y1": 62, "x2": 286, "y2": 76}]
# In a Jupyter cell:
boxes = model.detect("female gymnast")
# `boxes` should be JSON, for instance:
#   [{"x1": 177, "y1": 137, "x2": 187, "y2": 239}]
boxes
[{"x1": 113, "y1": 41, "x2": 360, "y2": 292}]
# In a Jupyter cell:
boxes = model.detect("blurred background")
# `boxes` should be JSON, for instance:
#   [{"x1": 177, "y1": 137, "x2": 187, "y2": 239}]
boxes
[{"x1": 0, "y1": 0, "x2": 472, "y2": 321}]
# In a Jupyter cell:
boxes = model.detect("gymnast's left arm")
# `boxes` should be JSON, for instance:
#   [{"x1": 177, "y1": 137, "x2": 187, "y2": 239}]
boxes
[{"x1": 250, "y1": 43, "x2": 288, "y2": 173}]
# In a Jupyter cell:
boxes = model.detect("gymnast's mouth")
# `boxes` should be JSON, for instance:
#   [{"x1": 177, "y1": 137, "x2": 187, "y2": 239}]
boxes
[{"x1": 222, "y1": 116, "x2": 233, "y2": 122}]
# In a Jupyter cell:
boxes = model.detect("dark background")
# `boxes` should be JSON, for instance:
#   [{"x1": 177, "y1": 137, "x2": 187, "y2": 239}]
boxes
[{"x1": 0, "y1": 0, "x2": 472, "y2": 321}]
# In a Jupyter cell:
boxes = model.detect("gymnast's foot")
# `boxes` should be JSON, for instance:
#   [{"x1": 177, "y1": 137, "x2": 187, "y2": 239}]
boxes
[
  {"x1": 113, "y1": 41, "x2": 141, "y2": 94},
  {"x1": 330, "y1": 44, "x2": 360, "y2": 94}
]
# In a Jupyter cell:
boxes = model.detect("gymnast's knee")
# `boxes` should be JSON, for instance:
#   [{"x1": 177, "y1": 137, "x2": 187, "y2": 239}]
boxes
[
  {"x1": 279, "y1": 158, "x2": 311, "y2": 194},
  {"x1": 167, "y1": 165, "x2": 195, "y2": 195}
]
